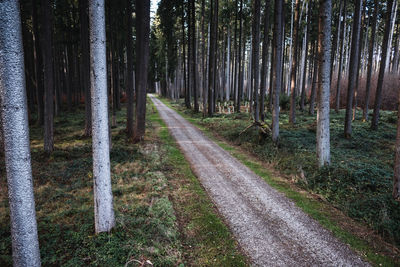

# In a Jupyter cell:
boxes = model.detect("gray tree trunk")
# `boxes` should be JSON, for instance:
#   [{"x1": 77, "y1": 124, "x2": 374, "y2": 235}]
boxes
[
  {"x1": 335, "y1": 0, "x2": 347, "y2": 112},
  {"x1": 259, "y1": 0, "x2": 271, "y2": 121},
  {"x1": 252, "y1": 0, "x2": 261, "y2": 122},
  {"x1": 371, "y1": 0, "x2": 395, "y2": 130},
  {"x1": 126, "y1": 0, "x2": 134, "y2": 139},
  {"x1": 289, "y1": 0, "x2": 299, "y2": 124},
  {"x1": 393, "y1": 84, "x2": 400, "y2": 199},
  {"x1": 362, "y1": 0, "x2": 378, "y2": 121},
  {"x1": 317, "y1": 0, "x2": 332, "y2": 166},
  {"x1": 88, "y1": 0, "x2": 116, "y2": 233},
  {"x1": 40, "y1": 0, "x2": 54, "y2": 153},
  {"x1": 0, "y1": 1, "x2": 41, "y2": 265},
  {"x1": 272, "y1": 0, "x2": 283, "y2": 143},
  {"x1": 344, "y1": 0, "x2": 362, "y2": 138}
]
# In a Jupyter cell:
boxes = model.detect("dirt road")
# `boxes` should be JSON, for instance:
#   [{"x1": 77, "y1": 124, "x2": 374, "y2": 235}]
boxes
[{"x1": 150, "y1": 95, "x2": 368, "y2": 266}]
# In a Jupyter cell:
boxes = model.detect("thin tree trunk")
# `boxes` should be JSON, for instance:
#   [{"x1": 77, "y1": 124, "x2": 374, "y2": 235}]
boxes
[
  {"x1": 126, "y1": 0, "x2": 134, "y2": 138},
  {"x1": 300, "y1": 2, "x2": 309, "y2": 111},
  {"x1": 191, "y1": 0, "x2": 198, "y2": 112},
  {"x1": 252, "y1": 0, "x2": 261, "y2": 122},
  {"x1": 40, "y1": 0, "x2": 54, "y2": 153},
  {"x1": 393, "y1": 82, "x2": 400, "y2": 199},
  {"x1": 344, "y1": 0, "x2": 362, "y2": 138},
  {"x1": 362, "y1": 0, "x2": 378, "y2": 121},
  {"x1": 272, "y1": 0, "x2": 283, "y2": 143},
  {"x1": 236, "y1": 0, "x2": 243, "y2": 113},
  {"x1": 0, "y1": 1, "x2": 41, "y2": 265},
  {"x1": 316, "y1": 0, "x2": 332, "y2": 166},
  {"x1": 134, "y1": 0, "x2": 150, "y2": 141},
  {"x1": 208, "y1": 0, "x2": 218, "y2": 116},
  {"x1": 289, "y1": 0, "x2": 299, "y2": 124},
  {"x1": 88, "y1": 0, "x2": 116, "y2": 233},
  {"x1": 260, "y1": 0, "x2": 271, "y2": 121},
  {"x1": 309, "y1": 40, "x2": 318, "y2": 115},
  {"x1": 371, "y1": 0, "x2": 395, "y2": 130},
  {"x1": 32, "y1": 0, "x2": 44, "y2": 126},
  {"x1": 80, "y1": 0, "x2": 91, "y2": 136},
  {"x1": 335, "y1": 0, "x2": 347, "y2": 112}
]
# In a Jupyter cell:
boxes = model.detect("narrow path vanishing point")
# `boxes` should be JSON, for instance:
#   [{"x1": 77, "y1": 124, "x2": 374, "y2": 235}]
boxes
[{"x1": 150, "y1": 95, "x2": 369, "y2": 267}]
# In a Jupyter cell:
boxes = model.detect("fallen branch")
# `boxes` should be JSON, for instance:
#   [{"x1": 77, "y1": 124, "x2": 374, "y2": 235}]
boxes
[{"x1": 239, "y1": 121, "x2": 271, "y2": 136}]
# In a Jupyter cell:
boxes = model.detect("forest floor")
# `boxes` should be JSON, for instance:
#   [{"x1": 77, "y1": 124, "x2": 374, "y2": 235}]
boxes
[
  {"x1": 0, "y1": 100, "x2": 247, "y2": 266},
  {"x1": 160, "y1": 96, "x2": 400, "y2": 266}
]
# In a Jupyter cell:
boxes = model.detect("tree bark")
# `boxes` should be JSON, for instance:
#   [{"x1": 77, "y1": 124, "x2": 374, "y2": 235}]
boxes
[
  {"x1": 88, "y1": 0, "x2": 116, "y2": 233},
  {"x1": 335, "y1": 0, "x2": 347, "y2": 112},
  {"x1": 362, "y1": 0, "x2": 378, "y2": 121},
  {"x1": 344, "y1": 0, "x2": 362, "y2": 138},
  {"x1": 208, "y1": 0, "x2": 218, "y2": 116},
  {"x1": 316, "y1": 0, "x2": 332, "y2": 166},
  {"x1": 190, "y1": 0, "x2": 199, "y2": 112},
  {"x1": 289, "y1": 0, "x2": 300, "y2": 124},
  {"x1": 371, "y1": 0, "x2": 394, "y2": 130},
  {"x1": 260, "y1": 0, "x2": 271, "y2": 121},
  {"x1": 272, "y1": 0, "x2": 283, "y2": 143},
  {"x1": 236, "y1": 0, "x2": 243, "y2": 113},
  {"x1": 80, "y1": 0, "x2": 92, "y2": 136},
  {"x1": 126, "y1": 0, "x2": 134, "y2": 138},
  {"x1": 252, "y1": 0, "x2": 261, "y2": 122},
  {"x1": 40, "y1": 0, "x2": 55, "y2": 153},
  {"x1": 0, "y1": 1, "x2": 41, "y2": 265},
  {"x1": 134, "y1": 0, "x2": 150, "y2": 142},
  {"x1": 393, "y1": 81, "x2": 400, "y2": 199}
]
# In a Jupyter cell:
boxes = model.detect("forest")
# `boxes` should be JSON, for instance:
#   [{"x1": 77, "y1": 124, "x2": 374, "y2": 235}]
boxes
[{"x1": 1, "y1": 0, "x2": 400, "y2": 266}]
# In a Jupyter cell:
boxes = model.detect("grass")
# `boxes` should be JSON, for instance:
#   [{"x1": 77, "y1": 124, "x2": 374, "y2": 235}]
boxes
[
  {"x1": 0, "y1": 100, "x2": 248, "y2": 266},
  {"x1": 160, "y1": 97, "x2": 400, "y2": 266}
]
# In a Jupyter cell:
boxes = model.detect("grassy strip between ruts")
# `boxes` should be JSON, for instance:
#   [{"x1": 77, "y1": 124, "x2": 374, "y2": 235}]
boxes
[
  {"x1": 0, "y1": 99, "x2": 248, "y2": 266},
  {"x1": 158, "y1": 96, "x2": 400, "y2": 267}
]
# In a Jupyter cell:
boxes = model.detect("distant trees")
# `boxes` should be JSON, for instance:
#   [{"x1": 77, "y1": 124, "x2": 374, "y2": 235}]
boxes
[
  {"x1": 0, "y1": 0, "x2": 41, "y2": 265},
  {"x1": 88, "y1": 0, "x2": 115, "y2": 233}
]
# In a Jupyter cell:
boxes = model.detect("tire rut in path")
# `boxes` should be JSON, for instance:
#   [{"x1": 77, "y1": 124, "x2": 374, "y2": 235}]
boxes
[{"x1": 150, "y1": 95, "x2": 369, "y2": 267}]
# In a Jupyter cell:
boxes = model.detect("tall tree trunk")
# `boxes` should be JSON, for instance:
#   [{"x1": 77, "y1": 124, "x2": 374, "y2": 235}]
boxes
[
  {"x1": 300, "y1": 3, "x2": 309, "y2": 111},
  {"x1": 208, "y1": 0, "x2": 218, "y2": 116},
  {"x1": 309, "y1": 40, "x2": 318, "y2": 115},
  {"x1": 317, "y1": 0, "x2": 332, "y2": 166},
  {"x1": 289, "y1": 0, "x2": 299, "y2": 124},
  {"x1": 88, "y1": 0, "x2": 116, "y2": 233},
  {"x1": 236, "y1": 0, "x2": 243, "y2": 113},
  {"x1": 182, "y1": 1, "x2": 189, "y2": 108},
  {"x1": 40, "y1": 0, "x2": 54, "y2": 153},
  {"x1": 134, "y1": 0, "x2": 150, "y2": 141},
  {"x1": 260, "y1": 0, "x2": 271, "y2": 121},
  {"x1": 393, "y1": 83, "x2": 400, "y2": 199},
  {"x1": 191, "y1": 0, "x2": 199, "y2": 112},
  {"x1": 371, "y1": 0, "x2": 395, "y2": 130},
  {"x1": 201, "y1": 0, "x2": 207, "y2": 116},
  {"x1": 252, "y1": 0, "x2": 261, "y2": 122},
  {"x1": 335, "y1": 0, "x2": 347, "y2": 112},
  {"x1": 0, "y1": 1, "x2": 41, "y2": 265},
  {"x1": 126, "y1": 0, "x2": 134, "y2": 138},
  {"x1": 362, "y1": 0, "x2": 378, "y2": 121},
  {"x1": 344, "y1": 0, "x2": 362, "y2": 138},
  {"x1": 32, "y1": 0, "x2": 44, "y2": 126},
  {"x1": 272, "y1": 0, "x2": 283, "y2": 143},
  {"x1": 80, "y1": 0, "x2": 92, "y2": 136},
  {"x1": 353, "y1": 3, "x2": 366, "y2": 121}
]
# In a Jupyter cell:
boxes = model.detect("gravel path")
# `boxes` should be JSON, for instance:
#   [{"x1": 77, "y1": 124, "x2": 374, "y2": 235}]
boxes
[{"x1": 150, "y1": 95, "x2": 369, "y2": 267}]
